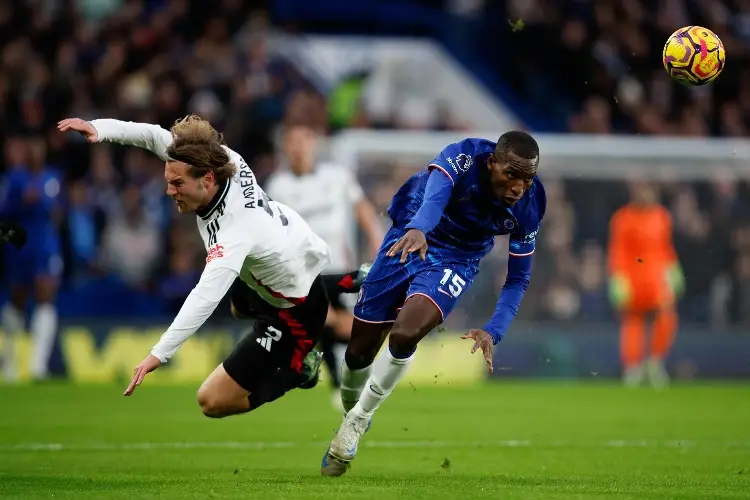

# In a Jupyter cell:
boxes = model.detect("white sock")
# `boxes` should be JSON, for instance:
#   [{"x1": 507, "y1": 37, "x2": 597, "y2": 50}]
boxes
[
  {"x1": 352, "y1": 347, "x2": 415, "y2": 418},
  {"x1": 2, "y1": 304, "x2": 25, "y2": 380},
  {"x1": 340, "y1": 360, "x2": 371, "y2": 413},
  {"x1": 30, "y1": 303, "x2": 57, "y2": 379}
]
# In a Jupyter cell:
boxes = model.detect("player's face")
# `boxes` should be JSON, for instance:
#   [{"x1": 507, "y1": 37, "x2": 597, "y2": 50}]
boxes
[
  {"x1": 164, "y1": 161, "x2": 215, "y2": 214},
  {"x1": 487, "y1": 152, "x2": 537, "y2": 206},
  {"x1": 283, "y1": 126, "x2": 317, "y2": 174},
  {"x1": 630, "y1": 183, "x2": 658, "y2": 206}
]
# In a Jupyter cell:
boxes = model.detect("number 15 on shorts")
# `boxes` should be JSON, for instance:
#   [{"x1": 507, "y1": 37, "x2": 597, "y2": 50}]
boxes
[{"x1": 439, "y1": 269, "x2": 466, "y2": 298}]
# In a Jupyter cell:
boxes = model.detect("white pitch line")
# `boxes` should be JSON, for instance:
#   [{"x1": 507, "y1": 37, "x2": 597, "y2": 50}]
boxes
[{"x1": 0, "y1": 440, "x2": 749, "y2": 452}]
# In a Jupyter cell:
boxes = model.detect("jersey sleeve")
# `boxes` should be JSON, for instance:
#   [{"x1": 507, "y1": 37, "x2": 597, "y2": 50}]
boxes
[
  {"x1": 150, "y1": 265, "x2": 238, "y2": 362},
  {"x1": 428, "y1": 140, "x2": 476, "y2": 186},
  {"x1": 508, "y1": 226, "x2": 539, "y2": 257},
  {"x1": 89, "y1": 119, "x2": 173, "y2": 160}
]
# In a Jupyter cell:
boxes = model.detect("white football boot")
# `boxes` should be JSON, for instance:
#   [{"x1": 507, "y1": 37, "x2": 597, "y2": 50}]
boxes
[{"x1": 321, "y1": 411, "x2": 371, "y2": 476}]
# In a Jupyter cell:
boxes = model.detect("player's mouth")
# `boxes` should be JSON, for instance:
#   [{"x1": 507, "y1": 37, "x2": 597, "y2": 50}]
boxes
[{"x1": 503, "y1": 196, "x2": 520, "y2": 205}]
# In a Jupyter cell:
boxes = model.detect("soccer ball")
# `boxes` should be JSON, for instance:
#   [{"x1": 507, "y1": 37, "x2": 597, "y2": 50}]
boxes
[{"x1": 662, "y1": 26, "x2": 725, "y2": 86}]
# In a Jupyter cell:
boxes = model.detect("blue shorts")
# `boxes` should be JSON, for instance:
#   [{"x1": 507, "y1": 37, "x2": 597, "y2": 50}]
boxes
[
  {"x1": 3, "y1": 245, "x2": 63, "y2": 285},
  {"x1": 353, "y1": 227, "x2": 481, "y2": 324}
]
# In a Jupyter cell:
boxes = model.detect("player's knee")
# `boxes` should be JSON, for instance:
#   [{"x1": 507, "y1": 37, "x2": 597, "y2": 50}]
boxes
[
  {"x1": 196, "y1": 387, "x2": 230, "y2": 418},
  {"x1": 388, "y1": 326, "x2": 419, "y2": 357},
  {"x1": 345, "y1": 340, "x2": 380, "y2": 369}
]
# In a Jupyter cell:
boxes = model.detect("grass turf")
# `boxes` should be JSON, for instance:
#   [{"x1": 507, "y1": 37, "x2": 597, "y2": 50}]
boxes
[{"x1": 0, "y1": 381, "x2": 748, "y2": 499}]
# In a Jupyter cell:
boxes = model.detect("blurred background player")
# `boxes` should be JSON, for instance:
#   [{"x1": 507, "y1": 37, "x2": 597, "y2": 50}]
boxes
[
  {"x1": 1, "y1": 136, "x2": 63, "y2": 382},
  {"x1": 608, "y1": 183, "x2": 685, "y2": 388},
  {"x1": 265, "y1": 123, "x2": 383, "y2": 409}
]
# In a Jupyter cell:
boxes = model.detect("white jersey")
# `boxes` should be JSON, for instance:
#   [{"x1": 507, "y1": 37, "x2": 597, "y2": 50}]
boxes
[
  {"x1": 265, "y1": 163, "x2": 363, "y2": 272},
  {"x1": 90, "y1": 119, "x2": 331, "y2": 362}
]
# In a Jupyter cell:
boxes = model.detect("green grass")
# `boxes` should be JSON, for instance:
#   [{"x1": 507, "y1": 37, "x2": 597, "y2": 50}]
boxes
[{"x1": 0, "y1": 381, "x2": 748, "y2": 499}]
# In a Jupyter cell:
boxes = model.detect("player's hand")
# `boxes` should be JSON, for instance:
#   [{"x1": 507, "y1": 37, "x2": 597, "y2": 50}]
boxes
[
  {"x1": 57, "y1": 118, "x2": 98, "y2": 143},
  {"x1": 386, "y1": 229, "x2": 428, "y2": 263},
  {"x1": 123, "y1": 354, "x2": 161, "y2": 396},
  {"x1": 461, "y1": 329, "x2": 494, "y2": 373}
]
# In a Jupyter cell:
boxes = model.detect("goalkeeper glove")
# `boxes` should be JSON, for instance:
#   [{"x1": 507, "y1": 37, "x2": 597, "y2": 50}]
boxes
[
  {"x1": 665, "y1": 263, "x2": 685, "y2": 298},
  {"x1": 608, "y1": 275, "x2": 631, "y2": 309}
]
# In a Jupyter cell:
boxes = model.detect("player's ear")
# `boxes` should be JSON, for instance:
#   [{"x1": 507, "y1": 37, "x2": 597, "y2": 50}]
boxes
[{"x1": 487, "y1": 153, "x2": 496, "y2": 170}]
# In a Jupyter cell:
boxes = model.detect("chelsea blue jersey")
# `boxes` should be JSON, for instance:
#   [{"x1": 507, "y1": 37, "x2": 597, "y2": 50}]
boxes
[
  {"x1": 387, "y1": 138, "x2": 546, "y2": 258},
  {"x1": 0, "y1": 166, "x2": 62, "y2": 251}
]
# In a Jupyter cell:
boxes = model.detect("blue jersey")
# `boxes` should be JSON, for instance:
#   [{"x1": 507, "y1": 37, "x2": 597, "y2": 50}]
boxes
[
  {"x1": 0, "y1": 167, "x2": 62, "y2": 250},
  {"x1": 388, "y1": 138, "x2": 545, "y2": 258},
  {"x1": 1, "y1": 166, "x2": 63, "y2": 282}
]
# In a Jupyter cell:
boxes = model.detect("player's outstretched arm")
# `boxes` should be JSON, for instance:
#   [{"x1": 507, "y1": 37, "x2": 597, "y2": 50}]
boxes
[
  {"x1": 123, "y1": 265, "x2": 239, "y2": 396},
  {"x1": 388, "y1": 169, "x2": 454, "y2": 263},
  {"x1": 58, "y1": 117, "x2": 173, "y2": 161},
  {"x1": 461, "y1": 239, "x2": 535, "y2": 371}
]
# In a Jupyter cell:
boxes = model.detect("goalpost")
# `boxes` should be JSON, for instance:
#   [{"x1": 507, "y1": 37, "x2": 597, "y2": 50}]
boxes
[{"x1": 328, "y1": 129, "x2": 750, "y2": 180}]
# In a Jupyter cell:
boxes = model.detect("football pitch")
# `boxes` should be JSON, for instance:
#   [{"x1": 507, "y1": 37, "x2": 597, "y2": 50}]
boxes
[{"x1": 0, "y1": 381, "x2": 748, "y2": 499}]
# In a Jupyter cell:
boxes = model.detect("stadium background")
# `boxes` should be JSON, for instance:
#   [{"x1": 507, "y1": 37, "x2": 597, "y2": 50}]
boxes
[{"x1": 1, "y1": 0, "x2": 750, "y2": 385}]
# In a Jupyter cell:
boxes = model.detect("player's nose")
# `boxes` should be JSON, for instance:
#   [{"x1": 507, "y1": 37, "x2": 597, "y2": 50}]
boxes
[{"x1": 509, "y1": 181, "x2": 524, "y2": 196}]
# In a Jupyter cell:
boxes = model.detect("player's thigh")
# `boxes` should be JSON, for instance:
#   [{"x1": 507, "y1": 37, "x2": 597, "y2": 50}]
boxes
[
  {"x1": 352, "y1": 243, "x2": 413, "y2": 324},
  {"x1": 197, "y1": 363, "x2": 250, "y2": 408},
  {"x1": 221, "y1": 319, "x2": 300, "y2": 393},
  {"x1": 405, "y1": 258, "x2": 480, "y2": 324}
]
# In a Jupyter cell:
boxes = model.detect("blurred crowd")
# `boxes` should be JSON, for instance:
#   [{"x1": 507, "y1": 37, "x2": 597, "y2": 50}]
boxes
[
  {"x1": 1, "y1": 0, "x2": 750, "y2": 331},
  {"x1": 0, "y1": 0, "x2": 462, "y2": 318},
  {"x1": 501, "y1": 0, "x2": 750, "y2": 135}
]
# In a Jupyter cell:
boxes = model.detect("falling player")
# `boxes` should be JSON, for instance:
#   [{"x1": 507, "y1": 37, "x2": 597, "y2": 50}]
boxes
[
  {"x1": 1, "y1": 136, "x2": 63, "y2": 382},
  {"x1": 608, "y1": 183, "x2": 684, "y2": 388},
  {"x1": 58, "y1": 115, "x2": 360, "y2": 417},
  {"x1": 266, "y1": 123, "x2": 383, "y2": 410},
  {"x1": 321, "y1": 132, "x2": 546, "y2": 476}
]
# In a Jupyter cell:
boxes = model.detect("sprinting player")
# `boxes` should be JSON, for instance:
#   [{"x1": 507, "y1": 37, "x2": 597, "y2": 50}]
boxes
[
  {"x1": 58, "y1": 115, "x2": 359, "y2": 417},
  {"x1": 321, "y1": 132, "x2": 546, "y2": 476},
  {"x1": 1, "y1": 136, "x2": 63, "y2": 382},
  {"x1": 266, "y1": 123, "x2": 383, "y2": 409},
  {"x1": 608, "y1": 183, "x2": 684, "y2": 388}
]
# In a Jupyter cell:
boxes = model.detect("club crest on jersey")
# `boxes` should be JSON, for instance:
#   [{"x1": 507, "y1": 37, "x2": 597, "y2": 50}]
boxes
[
  {"x1": 503, "y1": 219, "x2": 515, "y2": 230},
  {"x1": 446, "y1": 153, "x2": 472, "y2": 175},
  {"x1": 206, "y1": 244, "x2": 224, "y2": 263}
]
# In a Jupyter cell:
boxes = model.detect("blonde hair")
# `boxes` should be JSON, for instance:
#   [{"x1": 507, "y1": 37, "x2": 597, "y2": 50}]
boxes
[{"x1": 166, "y1": 115, "x2": 236, "y2": 182}]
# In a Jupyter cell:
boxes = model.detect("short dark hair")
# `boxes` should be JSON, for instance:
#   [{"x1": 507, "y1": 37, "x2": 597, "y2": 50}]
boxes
[{"x1": 495, "y1": 131, "x2": 539, "y2": 162}]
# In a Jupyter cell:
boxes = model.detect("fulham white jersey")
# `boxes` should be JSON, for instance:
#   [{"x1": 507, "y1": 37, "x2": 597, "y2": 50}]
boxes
[
  {"x1": 90, "y1": 119, "x2": 331, "y2": 362},
  {"x1": 266, "y1": 163, "x2": 363, "y2": 272}
]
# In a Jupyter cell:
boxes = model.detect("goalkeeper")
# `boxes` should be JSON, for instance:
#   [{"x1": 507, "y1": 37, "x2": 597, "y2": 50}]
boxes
[{"x1": 607, "y1": 183, "x2": 684, "y2": 388}]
